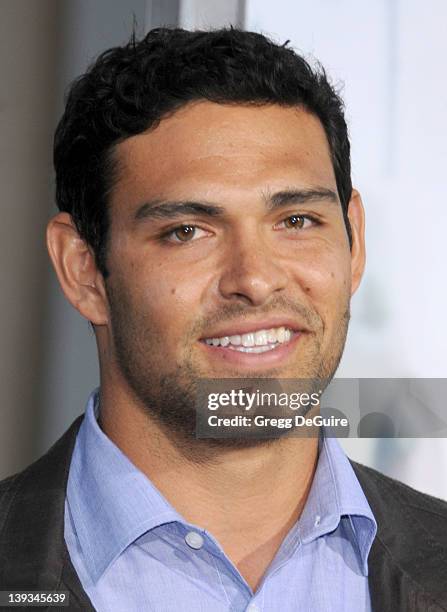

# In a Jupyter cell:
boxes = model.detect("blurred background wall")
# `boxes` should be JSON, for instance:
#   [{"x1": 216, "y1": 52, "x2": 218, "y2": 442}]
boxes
[{"x1": 1, "y1": 0, "x2": 446, "y2": 498}]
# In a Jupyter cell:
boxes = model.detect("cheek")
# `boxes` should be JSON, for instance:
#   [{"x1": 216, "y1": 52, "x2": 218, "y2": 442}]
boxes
[
  {"x1": 292, "y1": 248, "x2": 351, "y2": 314},
  {"x1": 134, "y1": 261, "x2": 208, "y2": 339},
  {"x1": 107, "y1": 239, "x2": 207, "y2": 351}
]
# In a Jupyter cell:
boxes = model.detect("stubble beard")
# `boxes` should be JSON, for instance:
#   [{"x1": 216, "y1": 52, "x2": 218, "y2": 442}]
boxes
[{"x1": 106, "y1": 282, "x2": 350, "y2": 462}]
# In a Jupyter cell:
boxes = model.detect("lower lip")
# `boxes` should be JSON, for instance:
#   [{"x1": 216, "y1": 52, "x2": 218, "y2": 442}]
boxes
[{"x1": 198, "y1": 332, "x2": 302, "y2": 368}]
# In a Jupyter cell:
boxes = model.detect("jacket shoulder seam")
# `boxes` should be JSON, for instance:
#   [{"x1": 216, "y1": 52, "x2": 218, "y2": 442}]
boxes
[{"x1": 405, "y1": 501, "x2": 447, "y2": 521}]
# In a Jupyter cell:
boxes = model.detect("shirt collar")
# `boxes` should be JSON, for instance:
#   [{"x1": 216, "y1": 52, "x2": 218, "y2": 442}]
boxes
[
  {"x1": 297, "y1": 430, "x2": 377, "y2": 575},
  {"x1": 66, "y1": 388, "x2": 184, "y2": 583},
  {"x1": 67, "y1": 389, "x2": 377, "y2": 582}
]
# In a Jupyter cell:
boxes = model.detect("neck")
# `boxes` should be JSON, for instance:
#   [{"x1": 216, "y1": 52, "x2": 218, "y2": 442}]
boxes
[{"x1": 98, "y1": 379, "x2": 319, "y2": 591}]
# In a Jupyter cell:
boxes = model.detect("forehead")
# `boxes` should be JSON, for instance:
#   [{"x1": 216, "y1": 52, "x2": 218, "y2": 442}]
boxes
[{"x1": 111, "y1": 101, "x2": 336, "y2": 210}]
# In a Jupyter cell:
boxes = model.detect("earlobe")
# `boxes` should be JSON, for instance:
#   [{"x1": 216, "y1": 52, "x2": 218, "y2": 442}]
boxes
[
  {"x1": 46, "y1": 212, "x2": 109, "y2": 325},
  {"x1": 347, "y1": 189, "x2": 366, "y2": 296}
]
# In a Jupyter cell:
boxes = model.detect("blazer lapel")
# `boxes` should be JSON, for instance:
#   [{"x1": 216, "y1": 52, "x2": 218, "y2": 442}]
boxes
[
  {"x1": 0, "y1": 415, "x2": 95, "y2": 611},
  {"x1": 352, "y1": 461, "x2": 447, "y2": 612}
]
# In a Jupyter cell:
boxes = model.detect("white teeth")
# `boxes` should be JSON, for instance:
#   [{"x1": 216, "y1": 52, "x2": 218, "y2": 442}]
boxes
[
  {"x1": 267, "y1": 329, "x2": 277, "y2": 343},
  {"x1": 255, "y1": 330, "x2": 268, "y2": 345},
  {"x1": 230, "y1": 345, "x2": 277, "y2": 353},
  {"x1": 242, "y1": 332, "x2": 255, "y2": 347},
  {"x1": 204, "y1": 326, "x2": 295, "y2": 349}
]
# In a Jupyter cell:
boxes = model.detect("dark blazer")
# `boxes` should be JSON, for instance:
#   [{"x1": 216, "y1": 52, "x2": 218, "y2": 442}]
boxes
[{"x1": 1, "y1": 416, "x2": 447, "y2": 612}]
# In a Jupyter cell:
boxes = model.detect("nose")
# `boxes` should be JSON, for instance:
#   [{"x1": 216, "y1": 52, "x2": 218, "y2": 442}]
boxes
[{"x1": 218, "y1": 230, "x2": 289, "y2": 306}]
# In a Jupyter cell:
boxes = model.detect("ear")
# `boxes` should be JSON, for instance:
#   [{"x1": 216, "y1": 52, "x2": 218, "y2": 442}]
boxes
[
  {"x1": 46, "y1": 212, "x2": 109, "y2": 325},
  {"x1": 347, "y1": 189, "x2": 366, "y2": 296}
]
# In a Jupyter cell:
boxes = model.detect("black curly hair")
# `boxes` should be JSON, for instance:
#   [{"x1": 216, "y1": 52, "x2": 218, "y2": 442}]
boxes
[{"x1": 54, "y1": 27, "x2": 352, "y2": 278}]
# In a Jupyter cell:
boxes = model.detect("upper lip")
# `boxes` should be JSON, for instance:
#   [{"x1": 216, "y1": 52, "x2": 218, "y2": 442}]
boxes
[{"x1": 200, "y1": 317, "x2": 308, "y2": 340}]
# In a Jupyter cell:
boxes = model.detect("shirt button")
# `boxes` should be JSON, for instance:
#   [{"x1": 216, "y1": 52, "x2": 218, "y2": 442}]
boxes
[
  {"x1": 185, "y1": 531, "x2": 204, "y2": 550},
  {"x1": 246, "y1": 604, "x2": 260, "y2": 612}
]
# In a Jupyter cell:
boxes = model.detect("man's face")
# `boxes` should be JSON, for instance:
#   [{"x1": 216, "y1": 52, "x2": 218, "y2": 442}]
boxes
[{"x1": 102, "y1": 102, "x2": 362, "y2": 442}]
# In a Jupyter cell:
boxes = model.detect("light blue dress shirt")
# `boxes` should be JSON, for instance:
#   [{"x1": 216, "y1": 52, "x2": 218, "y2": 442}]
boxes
[{"x1": 65, "y1": 389, "x2": 377, "y2": 611}]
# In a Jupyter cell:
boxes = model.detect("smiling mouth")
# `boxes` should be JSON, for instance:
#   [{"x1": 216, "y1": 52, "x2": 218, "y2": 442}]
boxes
[{"x1": 201, "y1": 326, "x2": 296, "y2": 353}]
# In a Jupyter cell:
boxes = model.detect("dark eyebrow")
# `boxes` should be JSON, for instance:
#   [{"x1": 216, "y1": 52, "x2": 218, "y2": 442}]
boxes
[
  {"x1": 134, "y1": 200, "x2": 225, "y2": 221},
  {"x1": 133, "y1": 188, "x2": 339, "y2": 222},
  {"x1": 264, "y1": 188, "x2": 339, "y2": 209}
]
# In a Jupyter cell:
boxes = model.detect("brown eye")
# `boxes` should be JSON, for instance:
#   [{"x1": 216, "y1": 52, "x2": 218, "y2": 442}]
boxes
[
  {"x1": 284, "y1": 215, "x2": 305, "y2": 229},
  {"x1": 173, "y1": 225, "x2": 196, "y2": 241}
]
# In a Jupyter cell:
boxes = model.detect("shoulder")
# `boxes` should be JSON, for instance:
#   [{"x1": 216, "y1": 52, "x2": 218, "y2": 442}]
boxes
[
  {"x1": 0, "y1": 415, "x2": 84, "y2": 525},
  {"x1": 352, "y1": 460, "x2": 447, "y2": 600},
  {"x1": 0, "y1": 473, "x2": 18, "y2": 496},
  {"x1": 352, "y1": 460, "x2": 447, "y2": 525},
  {"x1": 352, "y1": 461, "x2": 447, "y2": 608},
  {"x1": 0, "y1": 415, "x2": 86, "y2": 592}
]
